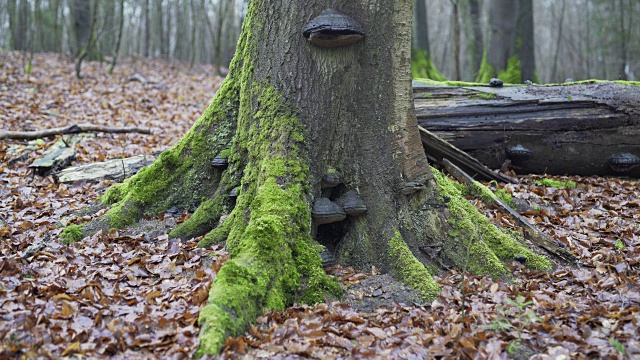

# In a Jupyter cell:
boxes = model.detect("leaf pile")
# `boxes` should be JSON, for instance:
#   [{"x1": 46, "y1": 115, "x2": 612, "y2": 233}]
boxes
[
  {"x1": 1, "y1": 52, "x2": 225, "y2": 358},
  {"x1": 222, "y1": 176, "x2": 639, "y2": 359}
]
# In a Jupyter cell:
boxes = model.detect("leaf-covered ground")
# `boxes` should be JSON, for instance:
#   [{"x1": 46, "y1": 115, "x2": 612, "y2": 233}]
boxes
[{"x1": 1, "y1": 52, "x2": 639, "y2": 359}]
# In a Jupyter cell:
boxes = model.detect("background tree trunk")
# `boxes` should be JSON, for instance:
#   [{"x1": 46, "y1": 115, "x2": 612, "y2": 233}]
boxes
[
  {"x1": 412, "y1": 0, "x2": 446, "y2": 80},
  {"x1": 516, "y1": 0, "x2": 536, "y2": 82},
  {"x1": 468, "y1": 0, "x2": 484, "y2": 75},
  {"x1": 414, "y1": 0, "x2": 430, "y2": 52},
  {"x1": 486, "y1": 0, "x2": 517, "y2": 77},
  {"x1": 72, "y1": 0, "x2": 90, "y2": 57},
  {"x1": 143, "y1": 0, "x2": 150, "y2": 57}
]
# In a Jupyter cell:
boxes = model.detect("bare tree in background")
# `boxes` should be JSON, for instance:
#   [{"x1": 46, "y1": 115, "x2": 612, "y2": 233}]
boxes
[{"x1": 412, "y1": 0, "x2": 446, "y2": 80}]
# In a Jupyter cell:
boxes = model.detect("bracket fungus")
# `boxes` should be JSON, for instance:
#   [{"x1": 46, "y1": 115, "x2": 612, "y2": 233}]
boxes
[
  {"x1": 303, "y1": 8, "x2": 365, "y2": 48},
  {"x1": 401, "y1": 182, "x2": 426, "y2": 195},
  {"x1": 335, "y1": 190, "x2": 367, "y2": 216},
  {"x1": 506, "y1": 144, "x2": 533, "y2": 165},
  {"x1": 489, "y1": 78, "x2": 504, "y2": 87},
  {"x1": 607, "y1": 153, "x2": 640, "y2": 173},
  {"x1": 211, "y1": 155, "x2": 229, "y2": 168},
  {"x1": 321, "y1": 167, "x2": 344, "y2": 189},
  {"x1": 312, "y1": 198, "x2": 347, "y2": 225}
]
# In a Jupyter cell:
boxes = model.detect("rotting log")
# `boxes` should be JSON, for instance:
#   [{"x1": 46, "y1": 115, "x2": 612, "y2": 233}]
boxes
[
  {"x1": 418, "y1": 126, "x2": 517, "y2": 184},
  {"x1": 413, "y1": 81, "x2": 640, "y2": 177}
]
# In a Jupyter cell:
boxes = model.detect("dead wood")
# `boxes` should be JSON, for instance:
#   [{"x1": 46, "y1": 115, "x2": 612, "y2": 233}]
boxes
[
  {"x1": 0, "y1": 124, "x2": 152, "y2": 140},
  {"x1": 442, "y1": 158, "x2": 578, "y2": 264}
]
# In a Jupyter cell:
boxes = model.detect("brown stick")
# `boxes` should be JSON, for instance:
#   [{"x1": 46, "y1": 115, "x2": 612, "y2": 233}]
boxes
[
  {"x1": 442, "y1": 158, "x2": 577, "y2": 264},
  {"x1": 0, "y1": 124, "x2": 152, "y2": 140}
]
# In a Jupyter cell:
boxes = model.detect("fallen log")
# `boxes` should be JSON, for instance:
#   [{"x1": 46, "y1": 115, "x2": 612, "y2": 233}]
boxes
[
  {"x1": 0, "y1": 123, "x2": 151, "y2": 140},
  {"x1": 442, "y1": 158, "x2": 577, "y2": 264},
  {"x1": 414, "y1": 81, "x2": 640, "y2": 177}
]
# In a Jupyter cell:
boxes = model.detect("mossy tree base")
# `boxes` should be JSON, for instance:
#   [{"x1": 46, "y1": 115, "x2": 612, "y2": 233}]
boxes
[{"x1": 82, "y1": 0, "x2": 554, "y2": 356}]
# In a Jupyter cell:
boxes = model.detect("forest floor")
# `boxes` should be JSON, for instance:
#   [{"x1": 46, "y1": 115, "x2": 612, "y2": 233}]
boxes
[{"x1": 1, "y1": 52, "x2": 639, "y2": 359}]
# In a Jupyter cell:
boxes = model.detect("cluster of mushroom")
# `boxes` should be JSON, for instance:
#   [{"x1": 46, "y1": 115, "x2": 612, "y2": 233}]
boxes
[{"x1": 312, "y1": 168, "x2": 367, "y2": 225}]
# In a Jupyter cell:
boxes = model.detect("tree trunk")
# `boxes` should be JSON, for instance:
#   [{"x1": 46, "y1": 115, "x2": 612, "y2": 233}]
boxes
[
  {"x1": 551, "y1": 0, "x2": 566, "y2": 83},
  {"x1": 414, "y1": 0, "x2": 430, "y2": 53},
  {"x1": 414, "y1": 81, "x2": 640, "y2": 176},
  {"x1": 469, "y1": 0, "x2": 483, "y2": 75},
  {"x1": 486, "y1": 0, "x2": 517, "y2": 77},
  {"x1": 72, "y1": 0, "x2": 90, "y2": 57},
  {"x1": 451, "y1": 0, "x2": 461, "y2": 80},
  {"x1": 144, "y1": 0, "x2": 150, "y2": 57},
  {"x1": 516, "y1": 0, "x2": 536, "y2": 82},
  {"x1": 477, "y1": 0, "x2": 537, "y2": 84},
  {"x1": 412, "y1": 0, "x2": 446, "y2": 80},
  {"x1": 109, "y1": 0, "x2": 126, "y2": 74},
  {"x1": 89, "y1": 0, "x2": 553, "y2": 355}
]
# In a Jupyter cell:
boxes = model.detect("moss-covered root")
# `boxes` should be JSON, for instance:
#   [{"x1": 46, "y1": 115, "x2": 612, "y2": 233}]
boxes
[
  {"x1": 432, "y1": 168, "x2": 552, "y2": 274},
  {"x1": 195, "y1": 78, "x2": 341, "y2": 356},
  {"x1": 388, "y1": 231, "x2": 440, "y2": 301},
  {"x1": 196, "y1": 179, "x2": 341, "y2": 356},
  {"x1": 96, "y1": 76, "x2": 240, "y2": 231}
]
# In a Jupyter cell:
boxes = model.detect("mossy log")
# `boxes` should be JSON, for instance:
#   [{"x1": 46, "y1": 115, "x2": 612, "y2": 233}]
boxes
[{"x1": 414, "y1": 80, "x2": 640, "y2": 177}]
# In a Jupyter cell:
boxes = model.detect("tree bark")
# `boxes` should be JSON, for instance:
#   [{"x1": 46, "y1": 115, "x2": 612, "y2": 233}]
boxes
[
  {"x1": 469, "y1": 0, "x2": 483, "y2": 74},
  {"x1": 477, "y1": 0, "x2": 537, "y2": 84},
  {"x1": 551, "y1": 0, "x2": 566, "y2": 83},
  {"x1": 516, "y1": 0, "x2": 536, "y2": 82},
  {"x1": 414, "y1": 81, "x2": 640, "y2": 176},
  {"x1": 88, "y1": 0, "x2": 555, "y2": 355},
  {"x1": 412, "y1": 0, "x2": 445, "y2": 80},
  {"x1": 144, "y1": 0, "x2": 150, "y2": 57},
  {"x1": 487, "y1": 0, "x2": 517, "y2": 76},
  {"x1": 72, "y1": 0, "x2": 90, "y2": 57},
  {"x1": 109, "y1": 0, "x2": 126, "y2": 74},
  {"x1": 414, "y1": 0, "x2": 430, "y2": 53}
]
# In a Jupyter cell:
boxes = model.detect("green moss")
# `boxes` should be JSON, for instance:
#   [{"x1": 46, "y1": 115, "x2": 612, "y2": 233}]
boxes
[
  {"x1": 195, "y1": 19, "x2": 341, "y2": 353},
  {"x1": 497, "y1": 55, "x2": 522, "y2": 84},
  {"x1": 99, "y1": 74, "x2": 241, "y2": 230},
  {"x1": 388, "y1": 231, "x2": 440, "y2": 301},
  {"x1": 471, "y1": 181, "x2": 512, "y2": 207},
  {"x1": 614, "y1": 239, "x2": 625, "y2": 250},
  {"x1": 534, "y1": 178, "x2": 577, "y2": 189},
  {"x1": 60, "y1": 224, "x2": 84, "y2": 245},
  {"x1": 475, "y1": 50, "x2": 495, "y2": 83},
  {"x1": 415, "y1": 78, "x2": 488, "y2": 87},
  {"x1": 432, "y1": 168, "x2": 551, "y2": 274},
  {"x1": 544, "y1": 79, "x2": 640, "y2": 87},
  {"x1": 474, "y1": 51, "x2": 522, "y2": 84},
  {"x1": 477, "y1": 91, "x2": 497, "y2": 100},
  {"x1": 411, "y1": 49, "x2": 446, "y2": 81}
]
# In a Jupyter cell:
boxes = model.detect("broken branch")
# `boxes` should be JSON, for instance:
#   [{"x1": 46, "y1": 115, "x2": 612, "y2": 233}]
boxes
[{"x1": 0, "y1": 124, "x2": 152, "y2": 140}]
